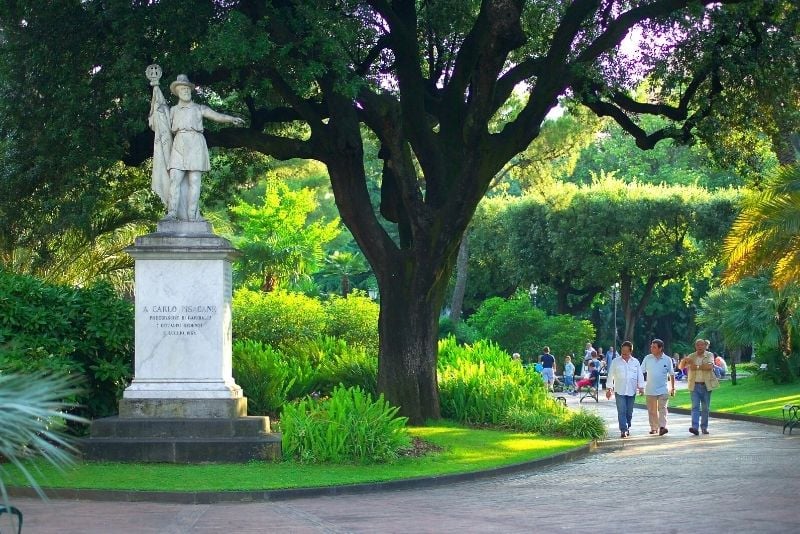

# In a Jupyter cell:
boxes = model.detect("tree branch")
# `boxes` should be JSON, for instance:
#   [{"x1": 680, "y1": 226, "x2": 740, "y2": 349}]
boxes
[
  {"x1": 574, "y1": 0, "x2": 751, "y2": 66},
  {"x1": 206, "y1": 128, "x2": 316, "y2": 160},
  {"x1": 265, "y1": 68, "x2": 325, "y2": 130}
]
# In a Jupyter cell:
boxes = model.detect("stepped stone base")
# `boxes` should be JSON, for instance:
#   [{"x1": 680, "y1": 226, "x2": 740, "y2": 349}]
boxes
[
  {"x1": 119, "y1": 398, "x2": 247, "y2": 419},
  {"x1": 83, "y1": 415, "x2": 281, "y2": 463}
]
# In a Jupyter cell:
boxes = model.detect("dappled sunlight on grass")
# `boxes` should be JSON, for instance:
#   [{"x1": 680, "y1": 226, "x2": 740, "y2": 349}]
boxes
[
  {"x1": 6, "y1": 422, "x2": 588, "y2": 492},
  {"x1": 672, "y1": 377, "x2": 800, "y2": 418}
]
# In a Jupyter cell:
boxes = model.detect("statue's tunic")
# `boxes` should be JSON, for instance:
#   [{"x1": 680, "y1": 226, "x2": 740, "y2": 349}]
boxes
[{"x1": 169, "y1": 102, "x2": 212, "y2": 172}]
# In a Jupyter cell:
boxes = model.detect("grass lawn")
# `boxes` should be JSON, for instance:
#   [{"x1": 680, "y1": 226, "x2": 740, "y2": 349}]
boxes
[
  {"x1": 672, "y1": 375, "x2": 800, "y2": 419},
  {"x1": 5, "y1": 421, "x2": 586, "y2": 492}
]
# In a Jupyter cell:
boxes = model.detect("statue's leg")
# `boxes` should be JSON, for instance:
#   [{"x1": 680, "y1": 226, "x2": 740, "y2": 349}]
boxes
[
  {"x1": 187, "y1": 171, "x2": 203, "y2": 221},
  {"x1": 166, "y1": 169, "x2": 185, "y2": 219}
]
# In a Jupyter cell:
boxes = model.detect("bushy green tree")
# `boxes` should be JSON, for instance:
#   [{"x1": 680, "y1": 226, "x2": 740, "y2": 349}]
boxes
[
  {"x1": 471, "y1": 178, "x2": 738, "y2": 341},
  {"x1": 569, "y1": 115, "x2": 753, "y2": 189},
  {"x1": 229, "y1": 180, "x2": 339, "y2": 291},
  {"x1": 467, "y1": 295, "x2": 594, "y2": 363}
]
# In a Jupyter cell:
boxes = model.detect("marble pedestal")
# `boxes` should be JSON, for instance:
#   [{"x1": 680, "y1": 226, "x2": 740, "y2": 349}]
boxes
[{"x1": 84, "y1": 220, "x2": 281, "y2": 463}]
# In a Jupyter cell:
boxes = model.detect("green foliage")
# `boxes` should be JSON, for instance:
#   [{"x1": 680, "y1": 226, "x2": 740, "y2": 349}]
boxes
[
  {"x1": 504, "y1": 407, "x2": 606, "y2": 440},
  {"x1": 228, "y1": 179, "x2": 340, "y2": 291},
  {"x1": 0, "y1": 270, "x2": 133, "y2": 423},
  {"x1": 697, "y1": 276, "x2": 800, "y2": 383},
  {"x1": 233, "y1": 288, "x2": 379, "y2": 354},
  {"x1": 281, "y1": 385, "x2": 410, "y2": 464},
  {"x1": 318, "y1": 250, "x2": 371, "y2": 297},
  {"x1": 0, "y1": 373, "x2": 87, "y2": 504},
  {"x1": 569, "y1": 115, "x2": 746, "y2": 189},
  {"x1": 438, "y1": 316, "x2": 480, "y2": 345},
  {"x1": 231, "y1": 340, "x2": 300, "y2": 416},
  {"x1": 437, "y1": 337, "x2": 563, "y2": 425},
  {"x1": 323, "y1": 293, "x2": 379, "y2": 354},
  {"x1": 232, "y1": 288, "x2": 327, "y2": 347},
  {"x1": 232, "y1": 336, "x2": 378, "y2": 416},
  {"x1": 467, "y1": 296, "x2": 594, "y2": 362},
  {"x1": 557, "y1": 409, "x2": 608, "y2": 440},
  {"x1": 315, "y1": 342, "x2": 378, "y2": 398},
  {"x1": 724, "y1": 164, "x2": 800, "y2": 290}
]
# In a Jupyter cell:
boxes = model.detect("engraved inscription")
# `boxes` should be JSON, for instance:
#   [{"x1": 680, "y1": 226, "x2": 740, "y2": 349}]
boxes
[{"x1": 142, "y1": 304, "x2": 217, "y2": 336}]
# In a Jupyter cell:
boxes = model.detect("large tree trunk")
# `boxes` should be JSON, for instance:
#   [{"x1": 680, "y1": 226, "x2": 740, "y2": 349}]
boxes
[
  {"x1": 323, "y1": 121, "x2": 458, "y2": 424},
  {"x1": 377, "y1": 268, "x2": 447, "y2": 425},
  {"x1": 620, "y1": 274, "x2": 658, "y2": 345},
  {"x1": 449, "y1": 234, "x2": 469, "y2": 323}
]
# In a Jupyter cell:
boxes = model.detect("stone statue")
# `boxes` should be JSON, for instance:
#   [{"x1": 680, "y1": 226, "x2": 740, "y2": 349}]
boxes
[{"x1": 146, "y1": 65, "x2": 244, "y2": 221}]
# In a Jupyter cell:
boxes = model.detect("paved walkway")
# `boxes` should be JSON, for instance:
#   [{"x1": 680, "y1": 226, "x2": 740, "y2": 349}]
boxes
[{"x1": 7, "y1": 395, "x2": 799, "y2": 533}]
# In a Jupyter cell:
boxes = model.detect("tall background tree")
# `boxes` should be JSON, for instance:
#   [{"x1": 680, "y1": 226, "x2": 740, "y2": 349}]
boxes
[{"x1": 1, "y1": 0, "x2": 797, "y2": 422}]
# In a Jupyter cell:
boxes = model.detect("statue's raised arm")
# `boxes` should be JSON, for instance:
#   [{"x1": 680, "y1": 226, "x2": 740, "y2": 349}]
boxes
[{"x1": 145, "y1": 66, "x2": 245, "y2": 221}]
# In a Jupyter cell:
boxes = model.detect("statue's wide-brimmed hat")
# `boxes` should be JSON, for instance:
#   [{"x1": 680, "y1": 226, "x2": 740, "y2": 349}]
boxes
[{"x1": 170, "y1": 74, "x2": 195, "y2": 96}]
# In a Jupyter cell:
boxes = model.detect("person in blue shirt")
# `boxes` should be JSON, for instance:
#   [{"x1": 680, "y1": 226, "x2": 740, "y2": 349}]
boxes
[
  {"x1": 641, "y1": 338, "x2": 676, "y2": 436},
  {"x1": 563, "y1": 355, "x2": 576, "y2": 394},
  {"x1": 539, "y1": 346, "x2": 557, "y2": 391}
]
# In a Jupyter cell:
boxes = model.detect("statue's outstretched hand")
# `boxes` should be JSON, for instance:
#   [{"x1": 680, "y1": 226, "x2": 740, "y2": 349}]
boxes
[{"x1": 231, "y1": 117, "x2": 245, "y2": 127}]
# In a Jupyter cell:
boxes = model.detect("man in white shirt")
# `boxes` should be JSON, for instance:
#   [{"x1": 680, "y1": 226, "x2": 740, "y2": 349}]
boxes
[
  {"x1": 641, "y1": 339, "x2": 675, "y2": 436},
  {"x1": 606, "y1": 340, "x2": 644, "y2": 438}
]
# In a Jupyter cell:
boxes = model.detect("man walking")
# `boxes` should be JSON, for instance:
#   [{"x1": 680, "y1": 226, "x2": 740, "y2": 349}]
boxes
[
  {"x1": 679, "y1": 339, "x2": 717, "y2": 435},
  {"x1": 539, "y1": 346, "x2": 557, "y2": 391},
  {"x1": 606, "y1": 341, "x2": 644, "y2": 438},
  {"x1": 641, "y1": 339, "x2": 675, "y2": 436}
]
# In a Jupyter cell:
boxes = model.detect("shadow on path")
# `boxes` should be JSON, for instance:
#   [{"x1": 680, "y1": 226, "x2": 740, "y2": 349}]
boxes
[{"x1": 8, "y1": 394, "x2": 800, "y2": 533}]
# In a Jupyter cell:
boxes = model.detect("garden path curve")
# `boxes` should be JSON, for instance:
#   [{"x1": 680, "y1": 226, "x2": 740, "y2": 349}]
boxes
[{"x1": 9, "y1": 395, "x2": 800, "y2": 533}]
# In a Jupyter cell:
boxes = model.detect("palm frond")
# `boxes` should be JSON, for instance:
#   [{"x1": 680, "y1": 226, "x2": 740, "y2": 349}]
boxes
[
  {"x1": 0, "y1": 373, "x2": 87, "y2": 507},
  {"x1": 723, "y1": 164, "x2": 800, "y2": 289}
]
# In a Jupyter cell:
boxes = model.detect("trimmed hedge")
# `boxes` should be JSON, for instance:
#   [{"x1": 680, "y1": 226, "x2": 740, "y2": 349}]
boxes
[{"x1": 0, "y1": 270, "x2": 133, "y2": 424}]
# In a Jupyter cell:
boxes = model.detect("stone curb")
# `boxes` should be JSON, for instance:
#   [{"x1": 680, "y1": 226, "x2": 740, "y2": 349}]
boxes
[
  {"x1": 633, "y1": 403, "x2": 785, "y2": 427},
  {"x1": 7, "y1": 442, "x2": 596, "y2": 504}
]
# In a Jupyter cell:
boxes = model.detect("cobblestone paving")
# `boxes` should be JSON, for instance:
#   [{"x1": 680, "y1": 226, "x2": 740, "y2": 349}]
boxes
[{"x1": 8, "y1": 395, "x2": 799, "y2": 533}]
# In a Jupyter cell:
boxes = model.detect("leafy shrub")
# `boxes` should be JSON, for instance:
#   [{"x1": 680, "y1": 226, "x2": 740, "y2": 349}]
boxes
[
  {"x1": 504, "y1": 406, "x2": 562, "y2": 435},
  {"x1": 0, "y1": 270, "x2": 133, "y2": 424},
  {"x1": 232, "y1": 289, "x2": 327, "y2": 346},
  {"x1": 232, "y1": 336, "x2": 378, "y2": 415},
  {"x1": 467, "y1": 297, "x2": 538, "y2": 353},
  {"x1": 467, "y1": 295, "x2": 594, "y2": 364},
  {"x1": 559, "y1": 409, "x2": 607, "y2": 440},
  {"x1": 267, "y1": 338, "x2": 320, "y2": 400},
  {"x1": 315, "y1": 341, "x2": 378, "y2": 397},
  {"x1": 281, "y1": 385, "x2": 410, "y2": 463},
  {"x1": 437, "y1": 337, "x2": 561, "y2": 425},
  {"x1": 753, "y1": 345, "x2": 800, "y2": 384},
  {"x1": 438, "y1": 316, "x2": 480, "y2": 345},
  {"x1": 504, "y1": 407, "x2": 606, "y2": 439},
  {"x1": 232, "y1": 340, "x2": 298, "y2": 416},
  {"x1": 323, "y1": 293, "x2": 379, "y2": 353}
]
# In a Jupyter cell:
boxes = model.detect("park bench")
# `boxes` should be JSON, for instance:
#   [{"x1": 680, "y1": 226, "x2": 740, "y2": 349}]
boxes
[
  {"x1": 579, "y1": 373, "x2": 601, "y2": 403},
  {"x1": 0, "y1": 505, "x2": 22, "y2": 534},
  {"x1": 783, "y1": 404, "x2": 799, "y2": 435}
]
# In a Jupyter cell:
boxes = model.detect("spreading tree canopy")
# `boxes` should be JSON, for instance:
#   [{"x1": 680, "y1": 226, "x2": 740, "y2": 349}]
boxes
[{"x1": 1, "y1": 0, "x2": 797, "y2": 422}]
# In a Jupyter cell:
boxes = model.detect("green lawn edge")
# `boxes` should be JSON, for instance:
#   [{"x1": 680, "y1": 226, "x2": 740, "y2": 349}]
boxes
[
  {"x1": 5, "y1": 421, "x2": 587, "y2": 492},
  {"x1": 670, "y1": 375, "x2": 800, "y2": 419}
]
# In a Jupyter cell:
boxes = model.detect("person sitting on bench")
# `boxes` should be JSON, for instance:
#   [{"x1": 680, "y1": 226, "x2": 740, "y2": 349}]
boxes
[{"x1": 576, "y1": 361, "x2": 599, "y2": 392}]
